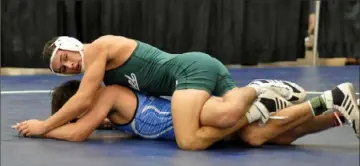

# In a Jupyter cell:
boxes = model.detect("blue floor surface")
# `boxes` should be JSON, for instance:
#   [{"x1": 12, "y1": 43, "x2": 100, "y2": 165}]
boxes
[{"x1": 1, "y1": 66, "x2": 359, "y2": 166}]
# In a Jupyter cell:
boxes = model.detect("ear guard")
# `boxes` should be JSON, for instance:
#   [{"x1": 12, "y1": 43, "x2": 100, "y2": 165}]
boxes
[{"x1": 49, "y1": 36, "x2": 85, "y2": 76}]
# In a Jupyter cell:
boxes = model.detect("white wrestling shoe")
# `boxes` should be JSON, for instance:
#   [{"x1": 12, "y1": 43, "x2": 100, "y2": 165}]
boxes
[
  {"x1": 322, "y1": 83, "x2": 360, "y2": 138},
  {"x1": 248, "y1": 79, "x2": 307, "y2": 104},
  {"x1": 246, "y1": 88, "x2": 293, "y2": 125}
]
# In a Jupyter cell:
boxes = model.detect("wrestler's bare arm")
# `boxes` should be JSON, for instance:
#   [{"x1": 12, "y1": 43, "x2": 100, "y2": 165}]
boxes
[
  {"x1": 43, "y1": 36, "x2": 130, "y2": 132},
  {"x1": 44, "y1": 87, "x2": 119, "y2": 141}
]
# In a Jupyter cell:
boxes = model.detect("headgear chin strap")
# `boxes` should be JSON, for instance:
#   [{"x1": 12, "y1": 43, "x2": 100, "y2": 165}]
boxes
[{"x1": 49, "y1": 36, "x2": 85, "y2": 76}]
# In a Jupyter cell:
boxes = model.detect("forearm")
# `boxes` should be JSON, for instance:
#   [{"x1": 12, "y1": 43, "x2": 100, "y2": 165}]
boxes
[
  {"x1": 44, "y1": 88, "x2": 118, "y2": 141},
  {"x1": 43, "y1": 123, "x2": 82, "y2": 141},
  {"x1": 43, "y1": 118, "x2": 106, "y2": 141},
  {"x1": 44, "y1": 94, "x2": 91, "y2": 132}
]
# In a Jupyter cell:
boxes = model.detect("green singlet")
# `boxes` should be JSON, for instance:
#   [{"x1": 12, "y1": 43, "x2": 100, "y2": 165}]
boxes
[{"x1": 103, "y1": 41, "x2": 236, "y2": 97}]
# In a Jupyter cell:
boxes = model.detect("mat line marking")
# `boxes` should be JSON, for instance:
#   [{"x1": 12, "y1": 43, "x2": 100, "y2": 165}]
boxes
[
  {"x1": 1, "y1": 90, "x2": 51, "y2": 94},
  {"x1": 1, "y1": 90, "x2": 359, "y2": 95}
]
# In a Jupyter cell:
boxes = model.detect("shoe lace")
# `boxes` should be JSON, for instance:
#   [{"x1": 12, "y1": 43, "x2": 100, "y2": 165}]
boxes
[{"x1": 268, "y1": 80, "x2": 292, "y2": 99}]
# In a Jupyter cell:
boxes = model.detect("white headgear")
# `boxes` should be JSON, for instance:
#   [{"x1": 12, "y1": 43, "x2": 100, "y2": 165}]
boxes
[{"x1": 49, "y1": 36, "x2": 85, "y2": 76}]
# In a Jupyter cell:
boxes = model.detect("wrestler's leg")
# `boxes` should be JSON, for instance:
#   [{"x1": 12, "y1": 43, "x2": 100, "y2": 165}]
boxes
[
  {"x1": 239, "y1": 99, "x2": 318, "y2": 146},
  {"x1": 170, "y1": 53, "x2": 259, "y2": 150},
  {"x1": 238, "y1": 83, "x2": 359, "y2": 146},
  {"x1": 267, "y1": 112, "x2": 344, "y2": 145}
]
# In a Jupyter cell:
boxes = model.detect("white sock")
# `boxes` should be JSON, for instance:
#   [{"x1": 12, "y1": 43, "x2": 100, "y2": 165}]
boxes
[{"x1": 245, "y1": 103, "x2": 262, "y2": 123}]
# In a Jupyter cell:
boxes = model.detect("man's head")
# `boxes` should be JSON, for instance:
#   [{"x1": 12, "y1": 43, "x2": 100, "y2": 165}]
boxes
[
  {"x1": 51, "y1": 80, "x2": 81, "y2": 122},
  {"x1": 42, "y1": 36, "x2": 85, "y2": 75}
]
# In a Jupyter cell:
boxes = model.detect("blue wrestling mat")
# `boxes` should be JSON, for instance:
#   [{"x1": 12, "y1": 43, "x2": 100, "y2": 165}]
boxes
[{"x1": 1, "y1": 66, "x2": 359, "y2": 166}]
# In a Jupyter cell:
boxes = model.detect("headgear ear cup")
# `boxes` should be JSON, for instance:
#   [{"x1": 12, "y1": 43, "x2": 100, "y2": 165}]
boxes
[{"x1": 49, "y1": 36, "x2": 85, "y2": 76}]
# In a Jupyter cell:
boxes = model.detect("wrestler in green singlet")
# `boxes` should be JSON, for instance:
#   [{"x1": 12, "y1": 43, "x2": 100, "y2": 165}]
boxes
[{"x1": 103, "y1": 41, "x2": 236, "y2": 97}]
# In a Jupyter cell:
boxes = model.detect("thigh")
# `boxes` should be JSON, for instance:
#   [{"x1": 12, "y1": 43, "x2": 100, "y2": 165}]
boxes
[
  {"x1": 208, "y1": 56, "x2": 236, "y2": 96},
  {"x1": 171, "y1": 89, "x2": 210, "y2": 145},
  {"x1": 213, "y1": 74, "x2": 237, "y2": 97}
]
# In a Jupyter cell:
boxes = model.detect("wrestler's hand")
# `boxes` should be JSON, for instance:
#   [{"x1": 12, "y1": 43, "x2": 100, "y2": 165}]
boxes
[{"x1": 12, "y1": 119, "x2": 46, "y2": 136}]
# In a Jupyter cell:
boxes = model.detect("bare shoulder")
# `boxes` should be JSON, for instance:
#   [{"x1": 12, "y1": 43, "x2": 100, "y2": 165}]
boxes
[
  {"x1": 90, "y1": 35, "x2": 133, "y2": 48},
  {"x1": 92, "y1": 35, "x2": 127, "y2": 43},
  {"x1": 87, "y1": 35, "x2": 137, "y2": 61}
]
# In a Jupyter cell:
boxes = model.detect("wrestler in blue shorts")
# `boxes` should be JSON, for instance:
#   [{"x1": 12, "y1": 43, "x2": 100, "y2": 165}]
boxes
[{"x1": 14, "y1": 80, "x2": 359, "y2": 148}]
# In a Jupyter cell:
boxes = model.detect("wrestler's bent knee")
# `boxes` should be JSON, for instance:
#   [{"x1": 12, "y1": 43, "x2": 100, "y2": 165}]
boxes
[
  {"x1": 240, "y1": 129, "x2": 267, "y2": 146},
  {"x1": 176, "y1": 138, "x2": 207, "y2": 150}
]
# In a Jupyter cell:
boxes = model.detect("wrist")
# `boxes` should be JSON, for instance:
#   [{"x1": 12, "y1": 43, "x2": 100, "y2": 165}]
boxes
[{"x1": 43, "y1": 120, "x2": 52, "y2": 132}]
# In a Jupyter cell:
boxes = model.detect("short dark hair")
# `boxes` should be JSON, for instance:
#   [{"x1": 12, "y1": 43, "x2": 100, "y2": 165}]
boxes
[
  {"x1": 42, "y1": 37, "x2": 59, "y2": 68},
  {"x1": 51, "y1": 80, "x2": 80, "y2": 122},
  {"x1": 51, "y1": 80, "x2": 119, "y2": 129}
]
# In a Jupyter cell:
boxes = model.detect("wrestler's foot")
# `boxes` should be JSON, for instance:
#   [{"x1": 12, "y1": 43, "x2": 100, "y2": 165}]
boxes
[
  {"x1": 246, "y1": 88, "x2": 293, "y2": 125},
  {"x1": 248, "y1": 79, "x2": 307, "y2": 104},
  {"x1": 322, "y1": 83, "x2": 359, "y2": 138}
]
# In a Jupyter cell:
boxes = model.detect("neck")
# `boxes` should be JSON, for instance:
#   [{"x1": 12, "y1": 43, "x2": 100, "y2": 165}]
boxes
[{"x1": 80, "y1": 44, "x2": 91, "y2": 72}]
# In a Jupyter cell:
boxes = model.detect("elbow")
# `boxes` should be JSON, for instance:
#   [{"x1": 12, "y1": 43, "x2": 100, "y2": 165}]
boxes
[
  {"x1": 69, "y1": 132, "x2": 87, "y2": 142},
  {"x1": 70, "y1": 136, "x2": 86, "y2": 142},
  {"x1": 68, "y1": 128, "x2": 88, "y2": 142}
]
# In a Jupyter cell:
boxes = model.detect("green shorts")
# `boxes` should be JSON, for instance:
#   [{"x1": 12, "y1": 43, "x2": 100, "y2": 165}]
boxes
[{"x1": 172, "y1": 52, "x2": 236, "y2": 96}]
